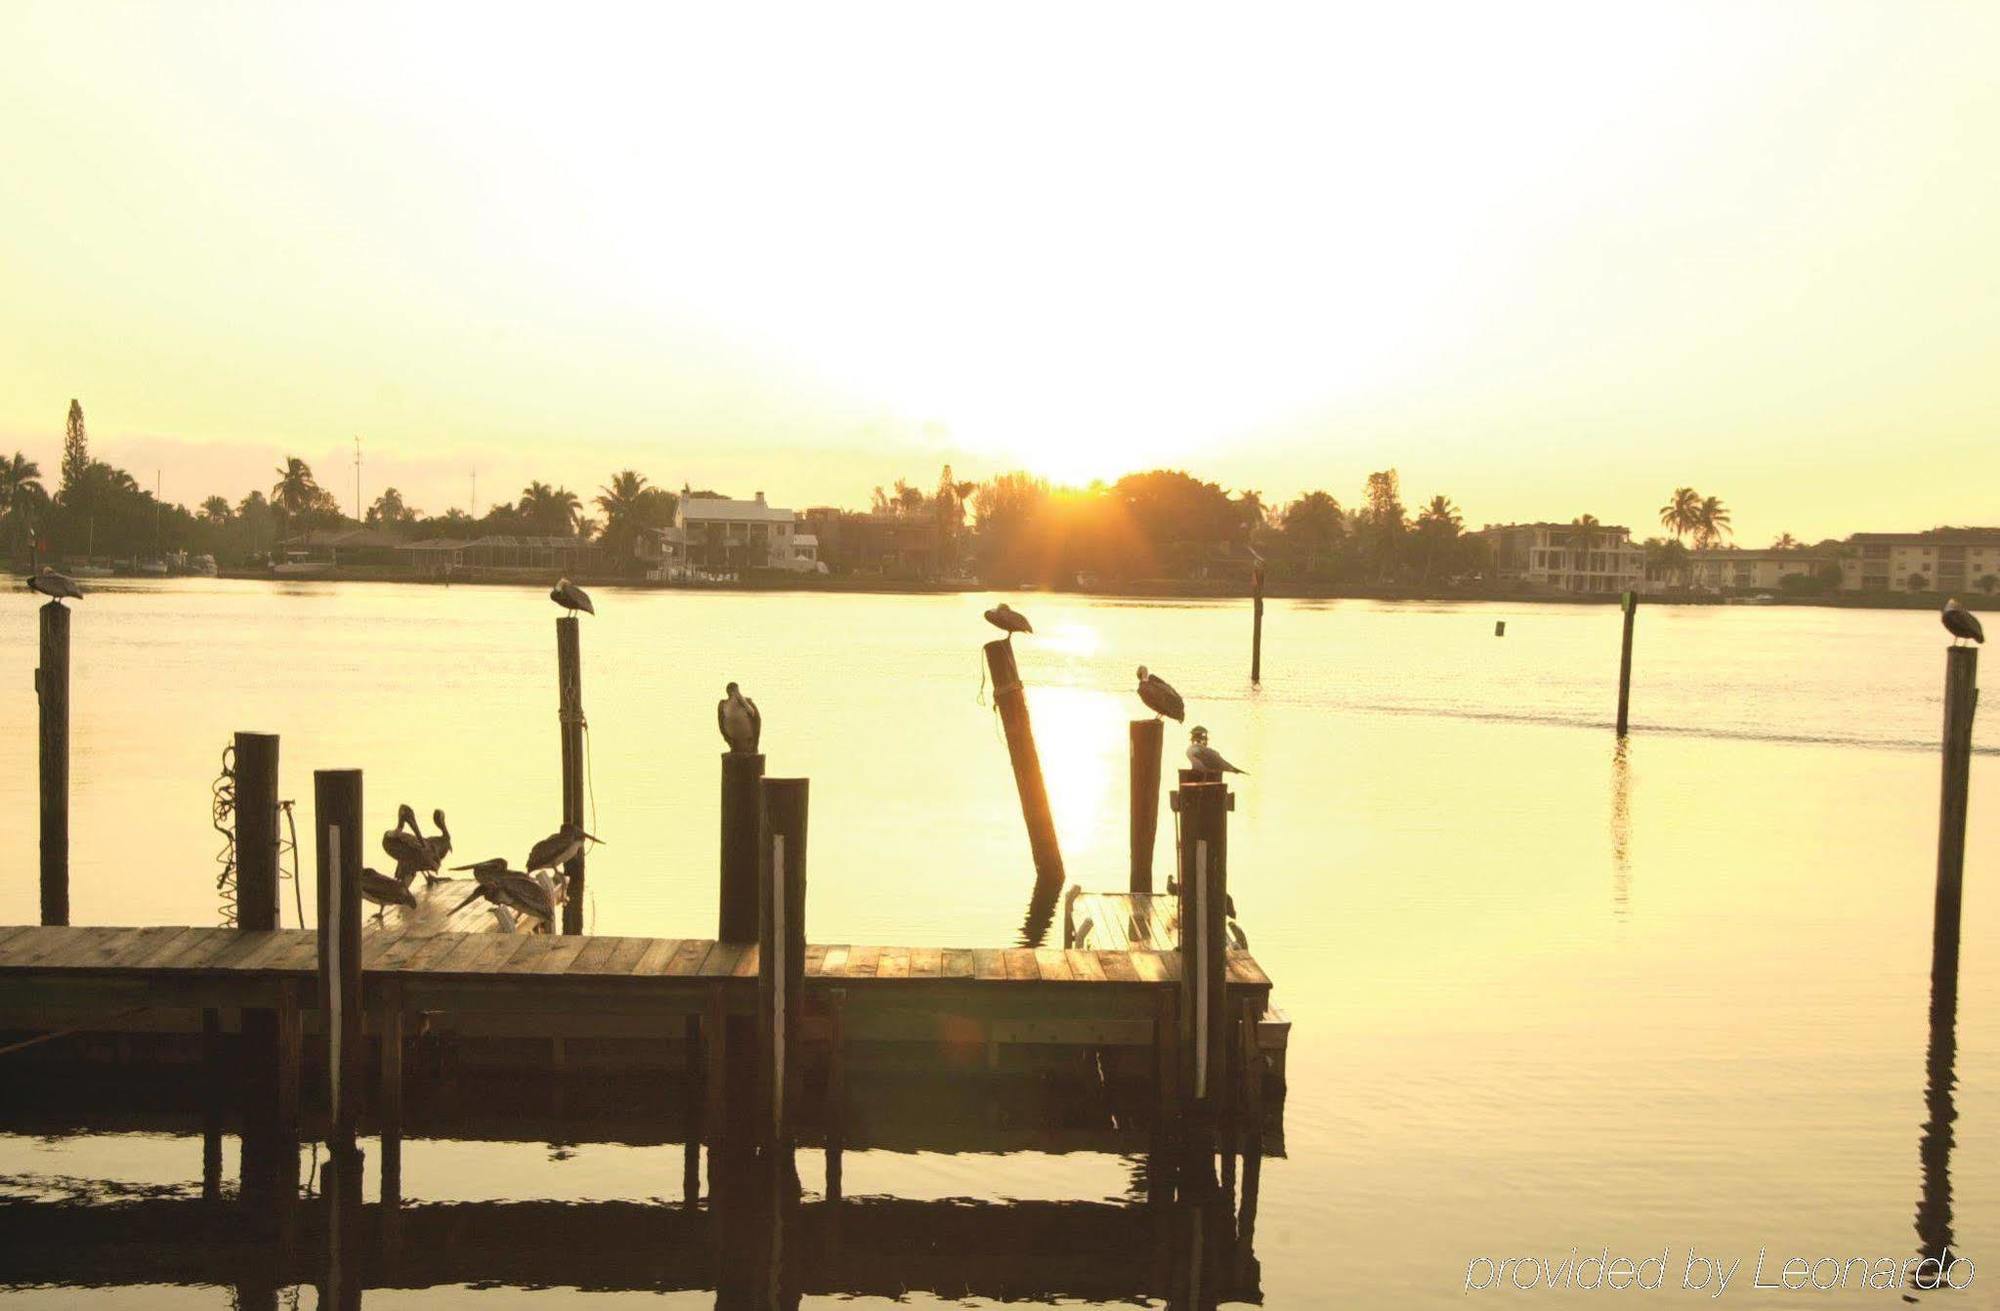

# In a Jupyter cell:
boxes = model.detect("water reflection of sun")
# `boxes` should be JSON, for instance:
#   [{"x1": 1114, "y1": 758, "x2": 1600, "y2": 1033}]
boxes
[{"x1": 1023, "y1": 684, "x2": 1124, "y2": 867}]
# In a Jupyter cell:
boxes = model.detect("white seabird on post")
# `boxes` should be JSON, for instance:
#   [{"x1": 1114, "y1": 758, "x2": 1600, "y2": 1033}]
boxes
[{"x1": 1186, "y1": 726, "x2": 1248, "y2": 775}]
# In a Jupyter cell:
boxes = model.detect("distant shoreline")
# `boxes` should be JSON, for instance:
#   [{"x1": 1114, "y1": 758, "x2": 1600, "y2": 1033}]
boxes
[{"x1": 184, "y1": 566, "x2": 1992, "y2": 611}]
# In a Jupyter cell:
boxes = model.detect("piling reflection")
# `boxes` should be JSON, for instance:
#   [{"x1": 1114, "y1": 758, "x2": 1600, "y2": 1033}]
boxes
[
  {"x1": 1609, "y1": 739, "x2": 1631, "y2": 919},
  {"x1": 1911, "y1": 878, "x2": 1963, "y2": 1294}
]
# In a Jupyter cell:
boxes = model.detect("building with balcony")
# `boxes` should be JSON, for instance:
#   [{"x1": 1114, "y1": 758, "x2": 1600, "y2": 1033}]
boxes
[
  {"x1": 1477, "y1": 522, "x2": 1644, "y2": 594},
  {"x1": 1841, "y1": 530, "x2": 2000, "y2": 593},
  {"x1": 1687, "y1": 549, "x2": 1833, "y2": 593},
  {"x1": 674, "y1": 490, "x2": 800, "y2": 575}
]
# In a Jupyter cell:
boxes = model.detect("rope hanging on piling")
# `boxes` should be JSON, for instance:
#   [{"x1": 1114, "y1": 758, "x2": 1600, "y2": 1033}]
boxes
[{"x1": 210, "y1": 743, "x2": 304, "y2": 928}]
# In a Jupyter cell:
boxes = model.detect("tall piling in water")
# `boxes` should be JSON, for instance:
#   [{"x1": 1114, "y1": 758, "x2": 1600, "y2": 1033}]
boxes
[
  {"x1": 759, "y1": 777, "x2": 808, "y2": 1155},
  {"x1": 720, "y1": 752, "x2": 767, "y2": 942},
  {"x1": 233, "y1": 733, "x2": 290, "y2": 1137},
  {"x1": 1130, "y1": 720, "x2": 1164, "y2": 894},
  {"x1": 983, "y1": 638, "x2": 1064, "y2": 887},
  {"x1": 37, "y1": 601, "x2": 70, "y2": 925},
  {"x1": 1250, "y1": 562, "x2": 1265, "y2": 685},
  {"x1": 557, "y1": 616, "x2": 587, "y2": 934},
  {"x1": 314, "y1": 769, "x2": 364, "y2": 1155},
  {"x1": 1176, "y1": 781, "x2": 1231, "y2": 1123},
  {"x1": 1615, "y1": 590, "x2": 1638, "y2": 737},
  {"x1": 1932, "y1": 645, "x2": 1979, "y2": 975}
]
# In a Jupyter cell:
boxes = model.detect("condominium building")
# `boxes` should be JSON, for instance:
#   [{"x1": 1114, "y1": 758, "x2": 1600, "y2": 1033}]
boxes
[
  {"x1": 1477, "y1": 522, "x2": 1644, "y2": 594},
  {"x1": 1840, "y1": 529, "x2": 2000, "y2": 593},
  {"x1": 1686, "y1": 549, "x2": 1831, "y2": 593}
]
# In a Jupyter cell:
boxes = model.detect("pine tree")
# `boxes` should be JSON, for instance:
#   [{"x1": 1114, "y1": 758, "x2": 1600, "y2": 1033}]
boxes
[{"x1": 60, "y1": 399, "x2": 90, "y2": 500}]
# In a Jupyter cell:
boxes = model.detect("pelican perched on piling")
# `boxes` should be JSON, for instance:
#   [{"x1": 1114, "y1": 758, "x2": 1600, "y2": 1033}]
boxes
[
  {"x1": 382, "y1": 805, "x2": 438, "y2": 884},
  {"x1": 1943, "y1": 598, "x2": 1985, "y2": 646},
  {"x1": 1135, "y1": 666, "x2": 1186, "y2": 722},
  {"x1": 359, "y1": 866, "x2": 418, "y2": 921},
  {"x1": 423, "y1": 809, "x2": 453, "y2": 876},
  {"x1": 525, "y1": 822, "x2": 600, "y2": 876},
  {"x1": 1186, "y1": 726, "x2": 1248, "y2": 775},
  {"x1": 718, "y1": 682, "x2": 761, "y2": 753},
  {"x1": 26, "y1": 568, "x2": 83, "y2": 603},
  {"x1": 550, "y1": 578, "x2": 594, "y2": 615},
  {"x1": 450, "y1": 866, "x2": 559, "y2": 932},
  {"x1": 983, "y1": 603, "x2": 1032, "y2": 639}
]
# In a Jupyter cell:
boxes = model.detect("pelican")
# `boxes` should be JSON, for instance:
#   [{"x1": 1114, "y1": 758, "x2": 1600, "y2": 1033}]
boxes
[
  {"x1": 526, "y1": 822, "x2": 600, "y2": 875},
  {"x1": 381, "y1": 805, "x2": 437, "y2": 883},
  {"x1": 1136, "y1": 666, "x2": 1186, "y2": 722},
  {"x1": 550, "y1": 578, "x2": 594, "y2": 615},
  {"x1": 26, "y1": 568, "x2": 83, "y2": 602},
  {"x1": 422, "y1": 808, "x2": 453, "y2": 877},
  {"x1": 718, "y1": 682, "x2": 761, "y2": 753},
  {"x1": 451, "y1": 867, "x2": 559, "y2": 931},
  {"x1": 360, "y1": 866, "x2": 418, "y2": 920},
  {"x1": 1943, "y1": 598, "x2": 1985, "y2": 646},
  {"x1": 1186, "y1": 726, "x2": 1248, "y2": 775},
  {"x1": 451, "y1": 856, "x2": 510, "y2": 884},
  {"x1": 983, "y1": 603, "x2": 1032, "y2": 638}
]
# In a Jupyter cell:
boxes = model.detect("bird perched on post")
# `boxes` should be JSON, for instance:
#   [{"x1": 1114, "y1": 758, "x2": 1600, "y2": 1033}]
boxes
[
  {"x1": 382, "y1": 805, "x2": 439, "y2": 884},
  {"x1": 1135, "y1": 666, "x2": 1185, "y2": 722},
  {"x1": 450, "y1": 866, "x2": 559, "y2": 932},
  {"x1": 983, "y1": 602, "x2": 1032, "y2": 638},
  {"x1": 1186, "y1": 726, "x2": 1248, "y2": 775},
  {"x1": 1943, "y1": 597, "x2": 1985, "y2": 646},
  {"x1": 550, "y1": 578, "x2": 594, "y2": 615},
  {"x1": 359, "y1": 866, "x2": 418, "y2": 921},
  {"x1": 718, "y1": 682, "x2": 761, "y2": 753},
  {"x1": 422, "y1": 809, "x2": 452, "y2": 876},
  {"x1": 525, "y1": 821, "x2": 600, "y2": 876},
  {"x1": 26, "y1": 568, "x2": 82, "y2": 603}
]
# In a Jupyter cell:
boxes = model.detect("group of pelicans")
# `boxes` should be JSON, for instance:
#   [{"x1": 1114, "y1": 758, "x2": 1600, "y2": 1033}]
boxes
[
  {"x1": 362, "y1": 803, "x2": 600, "y2": 932},
  {"x1": 983, "y1": 601, "x2": 1248, "y2": 774}
]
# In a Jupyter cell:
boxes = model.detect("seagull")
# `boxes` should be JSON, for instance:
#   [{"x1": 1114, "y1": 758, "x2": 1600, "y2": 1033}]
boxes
[
  {"x1": 1943, "y1": 598, "x2": 1985, "y2": 646},
  {"x1": 422, "y1": 808, "x2": 453, "y2": 878},
  {"x1": 718, "y1": 682, "x2": 761, "y2": 753},
  {"x1": 1186, "y1": 726, "x2": 1248, "y2": 775},
  {"x1": 381, "y1": 805, "x2": 438, "y2": 884},
  {"x1": 359, "y1": 866, "x2": 418, "y2": 920},
  {"x1": 450, "y1": 867, "x2": 559, "y2": 931},
  {"x1": 525, "y1": 821, "x2": 600, "y2": 876},
  {"x1": 983, "y1": 603, "x2": 1032, "y2": 638},
  {"x1": 26, "y1": 568, "x2": 83, "y2": 603},
  {"x1": 1135, "y1": 666, "x2": 1186, "y2": 722},
  {"x1": 550, "y1": 578, "x2": 594, "y2": 615}
]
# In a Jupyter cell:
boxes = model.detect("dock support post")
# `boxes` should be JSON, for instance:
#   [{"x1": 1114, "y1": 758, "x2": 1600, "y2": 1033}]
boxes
[
  {"x1": 1176, "y1": 782, "x2": 1230, "y2": 1125},
  {"x1": 379, "y1": 979, "x2": 404, "y2": 1137},
  {"x1": 720, "y1": 752, "x2": 766, "y2": 942},
  {"x1": 983, "y1": 638, "x2": 1065, "y2": 888},
  {"x1": 1250, "y1": 562, "x2": 1265, "y2": 685},
  {"x1": 1933, "y1": 645, "x2": 1979, "y2": 974},
  {"x1": 556, "y1": 616, "x2": 586, "y2": 935},
  {"x1": 703, "y1": 986, "x2": 727, "y2": 1147},
  {"x1": 1615, "y1": 590, "x2": 1638, "y2": 737},
  {"x1": 36, "y1": 601, "x2": 70, "y2": 925},
  {"x1": 824, "y1": 988, "x2": 846, "y2": 1201},
  {"x1": 760, "y1": 778, "x2": 808, "y2": 1155},
  {"x1": 234, "y1": 732, "x2": 286, "y2": 1136},
  {"x1": 1130, "y1": 720, "x2": 1163, "y2": 894},
  {"x1": 315, "y1": 768, "x2": 364, "y2": 1155}
]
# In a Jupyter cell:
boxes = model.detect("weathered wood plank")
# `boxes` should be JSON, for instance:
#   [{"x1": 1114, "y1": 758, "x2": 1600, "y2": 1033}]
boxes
[
  {"x1": 566, "y1": 936, "x2": 622, "y2": 975},
  {"x1": 1065, "y1": 949, "x2": 1106, "y2": 983},
  {"x1": 846, "y1": 946, "x2": 880, "y2": 979},
  {"x1": 529, "y1": 935, "x2": 590, "y2": 974},
  {"x1": 631, "y1": 938, "x2": 683, "y2": 976},
  {"x1": 972, "y1": 948, "x2": 1005, "y2": 981},
  {"x1": 803, "y1": 943, "x2": 827, "y2": 977},
  {"x1": 1033, "y1": 949, "x2": 1073, "y2": 982},
  {"x1": 909, "y1": 947, "x2": 942, "y2": 978},
  {"x1": 597, "y1": 937, "x2": 653, "y2": 977},
  {"x1": 665, "y1": 940, "x2": 716, "y2": 977},
  {"x1": 941, "y1": 948, "x2": 974, "y2": 979},
  {"x1": 1097, "y1": 951, "x2": 1140, "y2": 982},
  {"x1": 732, "y1": 943, "x2": 761, "y2": 977},
  {"x1": 1002, "y1": 949, "x2": 1038, "y2": 982},
  {"x1": 1129, "y1": 951, "x2": 1167, "y2": 983},
  {"x1": 1226, "y1": 950, "x2": 1269, "y2": 987},
  {"x1": 700, "y1": 942, "x2": 747, "y2": 978},
  {"x1": 816, "y1": 946, "x2": 849, "y2": 978},
  {"x1": 877, "y1": 947, "x2": 910, "y2": 979}
]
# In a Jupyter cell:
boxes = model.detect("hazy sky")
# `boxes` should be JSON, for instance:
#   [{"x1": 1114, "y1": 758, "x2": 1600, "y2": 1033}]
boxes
[{"x1": 2, "y1": 2, "x2": 1995, "y2": 543}]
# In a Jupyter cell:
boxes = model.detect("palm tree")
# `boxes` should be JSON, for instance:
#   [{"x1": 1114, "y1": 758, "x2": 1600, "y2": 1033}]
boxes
[
  {"x1": 1659, "y1": 487, "x2": 1700, "y2": 543},
  {"x1": 1770, "y1": 532, "x2": 1800, "y2": 551},
  {"x1": 0, "y1": 452, "x2": 44, "y2": 561},
  {"x1": 199, "y1": 495, "x2": 233, "y2": 525},
  {"x1": 1693, "y1": 496, "x2": 1732, "y2": 551},
  {"x1": 518, "y1": 482, "x2": 583, "y2": 536},
  {"x1": 1415, "y1": 495, "x2": 1463, "y2": 581},
  {"x1": 271, "y1": 457, "x2": 322, "y2": 545},
  {"x1": 1568, "y1": 514, "x2": 1602, "y2": 587}
]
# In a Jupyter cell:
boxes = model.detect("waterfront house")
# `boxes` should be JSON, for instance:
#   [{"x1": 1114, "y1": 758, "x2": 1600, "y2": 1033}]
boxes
[
  {"x1": 676, "y1": 490, "x2": 799, "y2": 573},
  {"x1": 458, "y1": 534, "x2": 603, "y2": 573},
  {"x1": 1476, "y1": 522, "x2": 1645, "y2": 595}
]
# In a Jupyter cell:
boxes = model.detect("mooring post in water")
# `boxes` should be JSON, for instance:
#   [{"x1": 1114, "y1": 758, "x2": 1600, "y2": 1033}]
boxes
[
  {"x1": 36, "y1": 600, "x2": 70, "y2": 925},
  {"x1": 720, "y1": 751, "x2": 767, "y2": 942},
  {"x1": 759, "y1": 777, "x2": 808, "y2": 1153},
  {"x1": 1615, "y1": 590, "x2": 1638, "y2": 737},
  {"x1": 232, "y1": 732, "x2": 291, "y2": 1137},
  {"x1": 556, "y1": 616, "x2": 587, "y2": 934},
  {"x1": 1933, "y1": 645, "x2": 1979, "y2": 970},
  {"x1": 1176, "y1": 781, "x2": 1231, "y2": 1123},
  {"x1": 983, "y1": 638, "x2": 1064, "y2": 886},
  {"x1": 314, "y1": 768, "x2": 364, "y2": 1154},
  {"x1": 1130, "y1": 719, "x2": 1164, "y2": 894},
  {"x1": 1250, "y1": 561, "x2": 1265, "y2": 685}
]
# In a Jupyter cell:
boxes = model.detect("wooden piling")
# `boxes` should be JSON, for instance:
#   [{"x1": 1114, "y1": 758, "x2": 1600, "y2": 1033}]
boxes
[
  {"x1": 1176, "y1": 782, "x2": 1230, "y2": 1117},
  {"x1": 314, "y1": 768, "x2": 364, "y2": 1153},
  {"x1": 983, "y1": 638, "x2": 1064, "y2": 886},
  {"x1": 824, "y1": 988, "x2": 846, "y2": 1201},
  {"x1": 379, "y1": 979, "x2": 405, "y2": 1137},
  {"x1": 1933, "y1": 645, "x2": 1979, "y2": 971},
  {"x1": 37, "y1": 601, "x2": 70, "y2": 926},
  {"x1": 556, "y1": 616, "x2": 586, "y2": 935},
  {"x1": 1250, "y1": 563, "x2": 1265, "y2": 685},
  {"x1": 1615, "y1": 590, "x2": 1638, "y2": 737},
  {"x1": 720, "y1": 752, "x2": 767, "y2": 943},
  {"x1": 1130, "y1": 720, "x2": 1164, "y2": 895},
  {"x1": 235, "y1": 732, "x2": 285, "y2": 1140},
  {"x1": 760, "y1": 778, "x2": 809, "y2": 1149}
]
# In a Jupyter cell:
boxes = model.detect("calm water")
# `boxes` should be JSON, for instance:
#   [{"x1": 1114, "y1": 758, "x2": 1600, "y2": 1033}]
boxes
[{"x1": 0, "y1": 580, "x2": 1993, "y2": 1307}]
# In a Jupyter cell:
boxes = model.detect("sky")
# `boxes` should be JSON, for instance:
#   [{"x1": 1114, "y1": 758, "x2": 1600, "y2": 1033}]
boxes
[{"x1": 1, "y1": 1, "x2": 1995, "y2": 544}]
